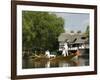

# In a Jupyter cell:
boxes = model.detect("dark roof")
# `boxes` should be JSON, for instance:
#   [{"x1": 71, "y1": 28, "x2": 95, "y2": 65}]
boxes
[
  {"x1": 58, "y1": 32, "x2": 88, "y2": 43},
  {"x1": 58, "y1": 33, "x2": 73, "y2": 42}
]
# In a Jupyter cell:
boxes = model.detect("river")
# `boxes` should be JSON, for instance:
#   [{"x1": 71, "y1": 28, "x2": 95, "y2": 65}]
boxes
[{"x1": 22, "y1": 55, "x2": 89, "y2": 69}]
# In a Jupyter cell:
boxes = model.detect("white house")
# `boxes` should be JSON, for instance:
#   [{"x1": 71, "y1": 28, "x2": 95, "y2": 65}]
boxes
[{"x1": 58, "y1": 32, "x2": 89, "y2": 52}]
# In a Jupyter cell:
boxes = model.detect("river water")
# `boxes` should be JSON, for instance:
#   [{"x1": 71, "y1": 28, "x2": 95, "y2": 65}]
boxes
[{"x1": 22, "y1": 55, "x2": 89, "y2": 69}]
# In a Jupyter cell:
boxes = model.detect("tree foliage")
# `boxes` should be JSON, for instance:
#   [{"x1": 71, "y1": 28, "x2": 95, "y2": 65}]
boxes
[
  {"x1": 70, "y1": 30, "x2": 74, "y2": 33},
  {"x1": 85, "y1": 25, "x2": 89, "y2": 38},
  {"x1": 22, "y1": 11, "x2": 65, "y2": 51},
  {"x1": 77, "y1": 30, "x2": 81, "y2": 34}
]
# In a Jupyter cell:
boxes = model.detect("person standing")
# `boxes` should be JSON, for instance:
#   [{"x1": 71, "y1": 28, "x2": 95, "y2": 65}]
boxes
[
  {"x1": 64, "y1": 42, "x2": 69, "y2": 56},
  {"x1": 45, "y1": 50, "x2": 50, "y2": 58},
  {"x1": 62, "y1": 42, "x2": 69, "y2": 56}
]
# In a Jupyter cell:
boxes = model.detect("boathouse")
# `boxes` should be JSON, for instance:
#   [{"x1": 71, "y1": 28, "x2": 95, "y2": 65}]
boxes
[{"x1": 58, "y1": 32, "x2": 89, "y2": 51}]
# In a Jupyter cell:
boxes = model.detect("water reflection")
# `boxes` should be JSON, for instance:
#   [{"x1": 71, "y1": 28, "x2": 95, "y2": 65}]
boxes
[{"x1": 22, "y1": 56, "x2": 89, "y2": 69}]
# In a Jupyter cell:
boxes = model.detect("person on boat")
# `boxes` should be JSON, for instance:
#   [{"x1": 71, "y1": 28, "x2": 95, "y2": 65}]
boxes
[
  {"x1": 45, "y1": 50, "x2": 56, "y2": 58},
  {"x1": 71, "y1": 49, "x2": 81, "y2": 66},
  {"x1": 45, "y1": 50, "x2": 50, "y2": 58},
  {"x1": 64, "y1": 42, "x2": 69, "y2": 56},
  {"x1": 75, "y1": 49, "x2": 81, "y2": 56}
]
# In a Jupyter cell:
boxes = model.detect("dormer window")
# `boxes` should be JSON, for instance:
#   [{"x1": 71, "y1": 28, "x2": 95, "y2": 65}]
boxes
[{"x1": 81, "y1": 37, "x2": 86, "y2": 39}]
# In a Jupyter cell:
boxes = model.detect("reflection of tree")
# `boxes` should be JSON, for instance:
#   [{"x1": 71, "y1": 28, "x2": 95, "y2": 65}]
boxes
[{"x1": 22, "y1": 11, "x2": 65, "y2": 52}]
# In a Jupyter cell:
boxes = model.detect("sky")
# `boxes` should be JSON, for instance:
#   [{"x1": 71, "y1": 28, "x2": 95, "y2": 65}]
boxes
[{"x1": 55, "y1": 12, "x2": 89, "y2": 33}]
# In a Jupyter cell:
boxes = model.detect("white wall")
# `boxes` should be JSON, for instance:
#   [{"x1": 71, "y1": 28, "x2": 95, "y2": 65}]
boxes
[{"x1": 0, "y1": 0, "x2": 100, "y2": 80}]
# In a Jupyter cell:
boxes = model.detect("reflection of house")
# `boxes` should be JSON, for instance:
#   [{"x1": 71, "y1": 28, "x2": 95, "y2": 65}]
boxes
[{"x1": 58, "y1": 32, "x2": 89, "y2": 51}]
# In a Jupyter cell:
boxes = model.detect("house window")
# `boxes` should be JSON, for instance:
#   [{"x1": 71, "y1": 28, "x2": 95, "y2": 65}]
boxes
[{"x1": 81, "y1": 37, "x2": 86, "y2": 39}]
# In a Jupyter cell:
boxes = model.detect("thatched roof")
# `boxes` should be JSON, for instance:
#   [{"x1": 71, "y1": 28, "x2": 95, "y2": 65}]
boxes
[{"x1": 58, "y1": 32, "x2": 88, "y2": 44}]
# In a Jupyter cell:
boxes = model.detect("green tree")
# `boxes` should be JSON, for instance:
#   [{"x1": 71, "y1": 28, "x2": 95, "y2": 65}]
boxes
[
  {"x1": 77, "y1": 30, "x2": 81, "y2": 34},
  {"x1": 22, "y1": 11, "x2": 65, "y2": 52},
  {"x1": 85, "y1": 25, "x2": 89, "y2": 38},
  {"x1": 70, "y1": 30, "x2": 74, "y2": 33}
]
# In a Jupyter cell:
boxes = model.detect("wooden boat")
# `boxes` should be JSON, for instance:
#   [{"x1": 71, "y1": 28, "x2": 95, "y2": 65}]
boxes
[
  {"x1": 49, "y1": 55, "x2": 76, "y2": 61},
  {"x1": 31, "y1": 54, "x2": 77, "y2": 62},
  {"x1": 27, "y1": 50, "x2": 81, "y2": 62}
]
